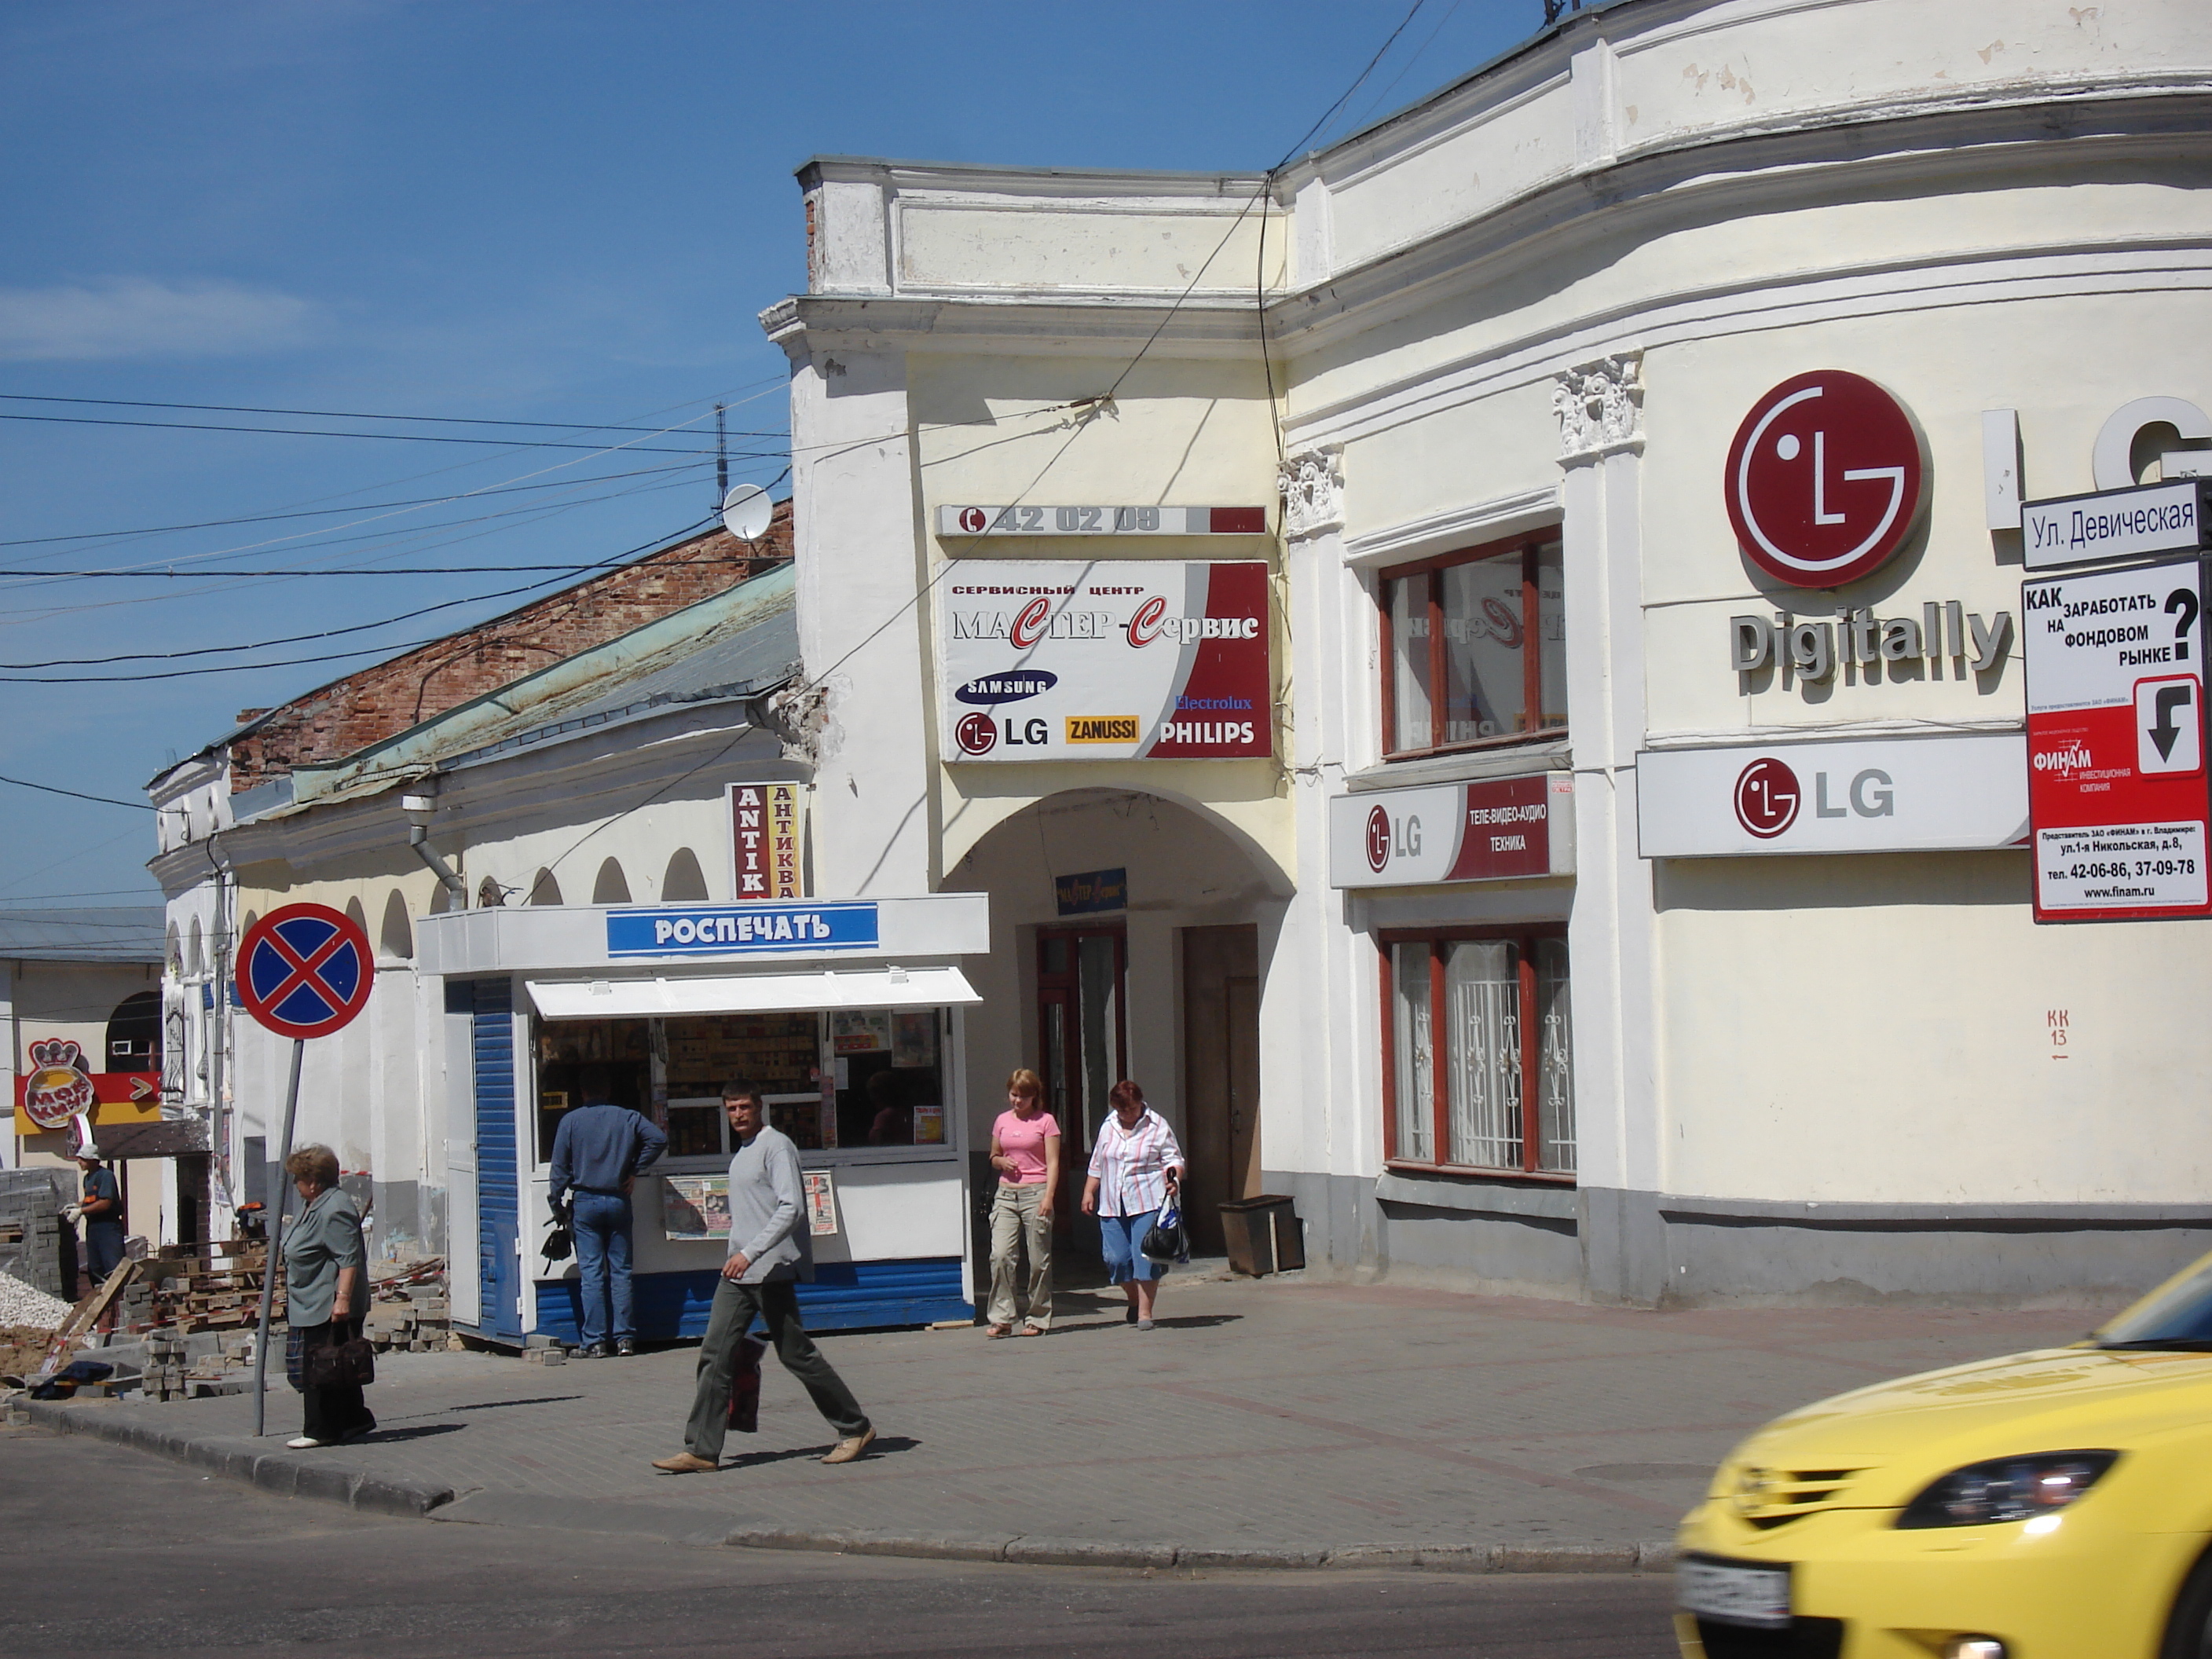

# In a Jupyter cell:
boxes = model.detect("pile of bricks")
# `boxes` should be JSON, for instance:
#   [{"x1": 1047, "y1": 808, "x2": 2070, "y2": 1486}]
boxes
[
  {"x1": 0, "y1": 1170, "x2": 68, "y2": 1299},
  {"x1": 365, "y1": 1286, "x2": 451, "y2": 1353},
  {"x1": 130, "y1": 1240, "x2": 275, "y2": 1333},
  {"x1": 141, "y1": 1328, "x2": 192, "y2": 1401}
]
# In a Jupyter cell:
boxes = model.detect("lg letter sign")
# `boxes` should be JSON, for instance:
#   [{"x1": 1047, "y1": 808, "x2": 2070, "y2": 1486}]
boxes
[{"x1": 1727, "y1": 371, "x2": 1929, "y2": 589}]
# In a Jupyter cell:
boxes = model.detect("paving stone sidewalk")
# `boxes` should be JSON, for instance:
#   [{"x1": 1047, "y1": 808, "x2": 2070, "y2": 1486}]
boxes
[{"x1": 9, "y1": 1273, "x2": 2111, "y2": 1569}]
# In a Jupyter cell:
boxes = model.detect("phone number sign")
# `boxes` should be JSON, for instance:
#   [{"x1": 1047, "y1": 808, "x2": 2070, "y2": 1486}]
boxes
[{"x1": 2023, "y1": 555, "x2": 2212, "y2": 922}]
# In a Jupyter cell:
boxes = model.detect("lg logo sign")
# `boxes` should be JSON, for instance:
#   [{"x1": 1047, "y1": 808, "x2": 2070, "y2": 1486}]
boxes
[
  {"x1": 1364, "y1": 803, "x2": 1422, "y2": 873},
  {"x1": 1726, "y1": 371, "x2": 1929, "y2": 589},
  {"x1": 1731, "y1": 756, "x2": 1897, "y2": 840}
]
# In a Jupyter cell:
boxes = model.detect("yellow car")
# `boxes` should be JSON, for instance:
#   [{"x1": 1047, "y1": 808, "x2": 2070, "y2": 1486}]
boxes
[{"x1": 1674, "y1": 1250, "x2": 2212, "y2": 1658}]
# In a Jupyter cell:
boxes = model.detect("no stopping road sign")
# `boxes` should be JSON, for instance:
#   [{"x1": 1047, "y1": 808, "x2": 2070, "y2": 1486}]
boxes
[{"x1": 236, "y1": 903, "x2": 375, "y2": 1038}]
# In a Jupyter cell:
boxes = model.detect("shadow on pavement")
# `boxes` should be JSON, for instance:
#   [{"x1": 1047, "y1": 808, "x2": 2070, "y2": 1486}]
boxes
[{"x1": 449, "y1": 1395, "x2": 585, "y2": 1412}]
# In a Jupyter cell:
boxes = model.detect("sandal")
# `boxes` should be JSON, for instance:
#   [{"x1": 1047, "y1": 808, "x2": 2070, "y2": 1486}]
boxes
[
  {"x1": 985, "y1": 1324, "x2": 1013, "y2": 1339},
  {"x1": 1020, "y1": 1323, "x2": 1047, "y2": 1336}
]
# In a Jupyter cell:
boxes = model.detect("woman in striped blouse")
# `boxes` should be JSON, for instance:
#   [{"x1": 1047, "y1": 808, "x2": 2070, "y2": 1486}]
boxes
[{"x1": 1082, "y1": 1079, "x2": 1185, "y2": 1331}]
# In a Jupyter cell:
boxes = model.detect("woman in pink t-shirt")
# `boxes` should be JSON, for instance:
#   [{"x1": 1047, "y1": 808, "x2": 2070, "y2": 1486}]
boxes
[{"x1": 986, "y1": 1068, "x2": 1060, "y2": 1336}]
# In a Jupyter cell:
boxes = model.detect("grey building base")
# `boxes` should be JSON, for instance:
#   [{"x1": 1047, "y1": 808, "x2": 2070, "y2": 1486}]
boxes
[{"x1": 1263, "y1": 1170, "x2": 2212, "y2": 1309}]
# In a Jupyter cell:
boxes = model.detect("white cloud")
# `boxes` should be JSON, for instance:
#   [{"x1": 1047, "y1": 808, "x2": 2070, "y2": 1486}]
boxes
[{"x1": 0, "y1": 277, "x2": 320, "y2": 361}]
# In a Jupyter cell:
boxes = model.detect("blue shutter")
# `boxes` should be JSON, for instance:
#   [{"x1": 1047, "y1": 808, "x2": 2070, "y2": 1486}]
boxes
[{"x1": 471, "y1": 979, "x2": 522, "y2": 1340}]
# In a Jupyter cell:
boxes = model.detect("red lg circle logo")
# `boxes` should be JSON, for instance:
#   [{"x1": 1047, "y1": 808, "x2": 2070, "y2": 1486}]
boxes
[
  {"x1": 954, "y1": 711, "x2": 998, "y2": 756},
  {"x1": 1733, "y1": 757, "x2": 1801, "y2": 839},
  {"x1": 1726, "y1": 371, "x2": 1926, "y2": 589},
  {"x1": 1364, "y1": 805, "x2": 1390, "y2": 873}
]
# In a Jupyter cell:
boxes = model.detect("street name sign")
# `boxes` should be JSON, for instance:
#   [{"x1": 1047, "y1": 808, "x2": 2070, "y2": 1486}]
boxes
[
  {"x1": 2022, "y1": 478, "x2": 2210, "y2": 573},
  {"x1": 2023, "y1": 555, "x2": 2212, "y2": 922}
]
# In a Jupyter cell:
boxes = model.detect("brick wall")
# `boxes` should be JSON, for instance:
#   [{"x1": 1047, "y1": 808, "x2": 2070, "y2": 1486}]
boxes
[{"x1": 229, "y1": 504, "x2": 791, "y2": 789}]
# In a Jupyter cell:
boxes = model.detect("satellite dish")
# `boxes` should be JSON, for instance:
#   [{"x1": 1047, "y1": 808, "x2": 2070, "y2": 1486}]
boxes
[{"x1": 721, "y1": 483, "x2": 772, "y2": 543}]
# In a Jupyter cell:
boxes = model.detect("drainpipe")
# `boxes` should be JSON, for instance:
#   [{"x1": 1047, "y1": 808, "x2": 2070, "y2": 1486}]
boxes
[{"x1": 403, "y1": 794, "x2": 467, "y2": 905}]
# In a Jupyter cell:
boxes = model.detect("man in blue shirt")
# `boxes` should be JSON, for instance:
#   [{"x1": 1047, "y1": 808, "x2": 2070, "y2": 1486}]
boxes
[
  {"x1": 548, "y1": 1065, "x2": 668, "y2": 1357},
  {"x1": 74, "y1": 1147, "x2": 125, "y2": 1288}
]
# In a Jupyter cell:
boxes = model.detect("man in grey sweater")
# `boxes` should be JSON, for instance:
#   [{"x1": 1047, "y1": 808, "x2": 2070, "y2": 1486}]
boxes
[{"x1": 654, "y1": 1080, "x2": 875, "y2": 1474}]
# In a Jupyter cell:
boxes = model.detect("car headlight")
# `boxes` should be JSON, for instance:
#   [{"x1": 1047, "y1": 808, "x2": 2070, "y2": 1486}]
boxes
[{"x1": 1896, "y1": 1450, "x2": 2119, "y2": 1529}]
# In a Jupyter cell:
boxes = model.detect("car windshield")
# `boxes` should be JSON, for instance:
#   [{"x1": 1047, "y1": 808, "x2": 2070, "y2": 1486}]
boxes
[{"x1": 2096, "y1": 1257, "x2": 2212, "y2": 1349}]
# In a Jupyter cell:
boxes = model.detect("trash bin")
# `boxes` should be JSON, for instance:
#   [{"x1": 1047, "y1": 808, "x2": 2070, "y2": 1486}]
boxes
[{"x1": 1218, "y1": 1195, "x2": 1304, "y2": 1277}]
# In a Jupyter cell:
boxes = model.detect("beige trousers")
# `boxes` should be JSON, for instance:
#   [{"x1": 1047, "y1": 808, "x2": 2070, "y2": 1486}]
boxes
[{"x1": 987, "y1": 1181, "x2": 1053, "y2": 1330}]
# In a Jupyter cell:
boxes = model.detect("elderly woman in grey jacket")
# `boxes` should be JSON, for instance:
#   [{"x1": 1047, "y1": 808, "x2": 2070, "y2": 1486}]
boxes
[{"x1": 283, "y1": 1144, "x2": 375, "y2": 1449}]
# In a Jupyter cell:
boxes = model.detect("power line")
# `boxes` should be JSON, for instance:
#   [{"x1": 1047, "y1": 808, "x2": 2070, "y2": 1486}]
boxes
[
  {"x1": 0, "y1": 772, "x2": 150, "y2": 810},
  {"x1": 0, "y1": 408, "x2": 783, "y2": 455},
  {"x1": 0, "y1": 460, "x2": 709, "y2": 551},
  {"x1": 0, "y1": 390, "x2": 786, "y2": 438}
]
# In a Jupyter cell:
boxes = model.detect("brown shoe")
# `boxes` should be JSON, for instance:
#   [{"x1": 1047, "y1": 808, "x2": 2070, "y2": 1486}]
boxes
[
  {"x1": 652, "y1": 1452, "x2": 718, "y2": 1474},
  {"x1": 822, "y1": 1426, "x2": 876, "y2": 1465}
]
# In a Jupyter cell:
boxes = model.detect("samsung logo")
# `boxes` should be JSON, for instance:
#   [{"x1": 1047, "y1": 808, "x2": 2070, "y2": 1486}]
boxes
[{"x1": 954, "y1": 669, "x2": 1059, "y2": 707}]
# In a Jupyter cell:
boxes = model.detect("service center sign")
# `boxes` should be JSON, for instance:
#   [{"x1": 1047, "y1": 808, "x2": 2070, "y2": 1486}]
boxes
[
  {"x1": 2023, "y1": 555, "x2": 2212, "y2": 922},
  {"x1": 938, "y1": 562, "x2": 1269, "y2": 761},
  {"x1": 1328, "y1": 774, "x2": 1573, "y2": 888}
]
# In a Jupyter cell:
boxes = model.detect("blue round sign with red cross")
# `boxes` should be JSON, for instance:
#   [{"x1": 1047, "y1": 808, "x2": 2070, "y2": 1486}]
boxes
[{"x1": 236, "y1": 903, "x2": 375, "y2": 1039}]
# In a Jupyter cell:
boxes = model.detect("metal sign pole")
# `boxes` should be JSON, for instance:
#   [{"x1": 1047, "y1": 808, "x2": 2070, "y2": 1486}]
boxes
[{"x1": 250, "y1": 1037, "x2": 306, "y2": 1439}]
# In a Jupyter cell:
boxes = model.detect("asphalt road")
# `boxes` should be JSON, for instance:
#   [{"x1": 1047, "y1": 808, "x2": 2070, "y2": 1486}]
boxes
[{"x1": 3, "y1": 1425, "x2": 1681, "y2": 1658}]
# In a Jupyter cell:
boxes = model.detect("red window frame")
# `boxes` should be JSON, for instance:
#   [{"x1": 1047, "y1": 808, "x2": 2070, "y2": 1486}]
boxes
[
  {"x1": 1377, "y1": 533, "x2": 1561, "y2": 761},
  {"x1": 1378, "y1": 925, "x2": 1573, "y2": 1182}
]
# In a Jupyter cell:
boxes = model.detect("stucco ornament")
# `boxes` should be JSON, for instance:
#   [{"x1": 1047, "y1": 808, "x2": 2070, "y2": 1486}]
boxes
[
  {"x1": 1276, "y1": 444, "x2": 1346, "y2": 541},
  {"x1": 1553, "y1": 354, "x2": 1644, "y2": 461}
]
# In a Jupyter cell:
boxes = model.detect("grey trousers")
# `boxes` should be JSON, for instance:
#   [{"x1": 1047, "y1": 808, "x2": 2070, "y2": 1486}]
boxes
[
  {"x1": 683, "y1": 1276, "x2": 869, "y2": 1464},
  {"x1": 987, "y1": 1181, "x2": 1053, "y2": 1330}
]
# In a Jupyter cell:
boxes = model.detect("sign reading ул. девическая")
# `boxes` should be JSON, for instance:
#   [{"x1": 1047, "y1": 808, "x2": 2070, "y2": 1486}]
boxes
[
  {"x1": 606, "y1": 902, "x2": 879, "y2": 957},
  {"x1": 2023, "y1": 555, "x2": 2212, "y2": 923},
  {"x1": 938, "y1": 561, "x2": 1269, "y2": 761}
]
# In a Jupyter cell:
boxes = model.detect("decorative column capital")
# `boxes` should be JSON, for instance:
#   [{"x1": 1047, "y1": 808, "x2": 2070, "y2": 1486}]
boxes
[
  {"x1": 1553, "y1": 353, "x2": 1644, "y2": 463},
  {"x1": 1277, "y1": 443, "x2": 1346, "y2": 541}
]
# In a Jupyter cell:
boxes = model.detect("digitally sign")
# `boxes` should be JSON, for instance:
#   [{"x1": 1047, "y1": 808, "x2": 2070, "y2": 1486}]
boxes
[
  {"x1": 1726, "y1": 371, "x2": 1928, "y2": 589},
  {"x1": 937, "y1": 562, "x2": 1271, "y2": 761},
  {"x1": 2023, "y1": 556, "x2": 2212, "y2": 922}
]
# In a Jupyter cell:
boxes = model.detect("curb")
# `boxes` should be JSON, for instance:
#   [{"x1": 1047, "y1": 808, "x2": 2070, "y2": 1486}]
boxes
[
  {"x1": 13, "y1": 1397, "x2": 455, "y2": 1518},
  {"x1": 10, "y1": 1398, "x2": 1675, "y2": 1574},
  {"x1": 719, "y1": 1523, "x2": 1676, "y2": 1575}
]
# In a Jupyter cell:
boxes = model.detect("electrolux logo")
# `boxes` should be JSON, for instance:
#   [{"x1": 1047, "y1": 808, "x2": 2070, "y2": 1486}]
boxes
[{"x1": 1177, "y1": 695, "x2": 1251, "y2": 711}]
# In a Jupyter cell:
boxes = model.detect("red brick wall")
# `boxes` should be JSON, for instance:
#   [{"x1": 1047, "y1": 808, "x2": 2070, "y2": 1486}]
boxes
[{"x1": 229, "y1": 504, "x2": 791, "y2": 789}]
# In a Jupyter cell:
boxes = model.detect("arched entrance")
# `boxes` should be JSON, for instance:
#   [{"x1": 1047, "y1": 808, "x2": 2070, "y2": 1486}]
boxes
[{"x1": 945, "y1": 788, "x2": 1289, "y2": 1255}]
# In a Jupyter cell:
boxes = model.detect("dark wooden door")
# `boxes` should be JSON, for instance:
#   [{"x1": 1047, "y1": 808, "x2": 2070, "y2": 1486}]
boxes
[{"x1": 1180, "y1": 925, "x2": 1259, "y2": 1255}]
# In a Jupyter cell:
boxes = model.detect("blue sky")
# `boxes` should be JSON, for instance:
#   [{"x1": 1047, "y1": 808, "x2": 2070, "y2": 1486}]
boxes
[{"x1": 0, "y1": 0, "x2": 1537, "y2": 908}]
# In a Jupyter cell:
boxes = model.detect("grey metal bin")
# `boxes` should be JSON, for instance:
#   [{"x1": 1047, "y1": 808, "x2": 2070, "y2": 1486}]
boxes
[{"x1": 1218, "y1": 1195, "x2": 1305, "y2": 1277}]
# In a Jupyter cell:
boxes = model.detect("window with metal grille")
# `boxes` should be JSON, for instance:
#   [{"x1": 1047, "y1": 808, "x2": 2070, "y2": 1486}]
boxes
[
  {"x1": 1381, "y1": 930, "x2": 1574, "y2": 1177},
  {"x1": 1379, "y1": 534, "x2": 1565, "y2": 759}
]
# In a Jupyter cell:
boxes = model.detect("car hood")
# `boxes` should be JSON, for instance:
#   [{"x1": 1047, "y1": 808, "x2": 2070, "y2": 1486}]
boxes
[{"x1": 1717, "y1": 1346, "x2": 2212, "y2": 1507}]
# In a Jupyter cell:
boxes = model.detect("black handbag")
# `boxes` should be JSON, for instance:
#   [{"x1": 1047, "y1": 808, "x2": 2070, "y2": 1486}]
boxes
[
  {"x1": 1141, "y1": 1195, "x2": 1189, "y2": 1265},
  {"x1": 303, "y1": 1328, "x2": 376, "y2": 1390}
]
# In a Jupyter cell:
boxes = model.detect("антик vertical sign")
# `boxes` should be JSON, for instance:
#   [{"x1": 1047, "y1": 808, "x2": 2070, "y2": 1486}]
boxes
[
  {"x1": 2023, "y1": 555, "x2": 2212, "y2": 922},
  {"x1": 730, "y1": 782, "x2": 804, "y2": 899}
]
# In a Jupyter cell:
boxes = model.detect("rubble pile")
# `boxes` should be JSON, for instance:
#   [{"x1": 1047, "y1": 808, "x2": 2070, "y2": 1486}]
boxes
[{"x1": 0, "y1": 1271, "x2": 71, "y2": 1331}]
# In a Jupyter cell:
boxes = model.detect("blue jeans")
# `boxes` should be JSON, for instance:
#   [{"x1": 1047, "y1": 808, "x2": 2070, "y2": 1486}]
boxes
[
  {"x1": 1099, "y1": 1209, "x2": 1166, "y2": 1284},
  {"x1": 569, "y1": 1190, "x2": 634, "y2": 1345}
]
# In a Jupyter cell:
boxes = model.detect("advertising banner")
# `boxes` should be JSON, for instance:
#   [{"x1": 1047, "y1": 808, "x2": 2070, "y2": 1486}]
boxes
[
  {"x1": 1328, "y1": 773, "x2": 1573, "y2": 888},
  {"x1": 605, "y1": 902, "x2": 879, "y2": 958},
  {"x1": 2023, "y1": 556, "x2": 2212, "y2": 922},
  {"x1": 937, "y1": 561, "x2": 1270, "y2": 761},
  {"x1": 729, "y1": 782, "x2": 804, "y2": 900},
  {"x1": 1637, "y1": 734, "x2": 2027, "y2": 858},
  {"x1": 13, "y1": 1038, "x2": 163, "y2": 1134}
]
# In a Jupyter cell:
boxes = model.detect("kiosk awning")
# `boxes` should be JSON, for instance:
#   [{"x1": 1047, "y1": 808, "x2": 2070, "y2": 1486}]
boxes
[{"x1": 526, "y1": 965, "x2": 980, "y2": 1020}]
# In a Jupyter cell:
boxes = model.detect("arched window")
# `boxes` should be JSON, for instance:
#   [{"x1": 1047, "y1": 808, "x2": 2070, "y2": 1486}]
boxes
[
  {"x1": 106, "y1": 990, "x2": 161, "y2": 1071},
  {"x1": 241, "y1": 910, "x2": 260, "y2": 939},
  {"x1": 167, "y1": 923, "x2": 181, "y2": 976},
  {"x1": 591, "y1": 858, "x2": 631, "y2": 904},
  {"x1": 379, "y1": 891, "x2": 413, "y2": 961},
  {"x1": 345, "y1": 896, "x2": 368, "y2": 934},
  {"x1": 477, "y1": 876, "x2": 507, "y2": 908},
  {"x1": 188, "y1": 917, "x2": 204, "y2": 977},
  {"x1": 527, "y1": 868, "x2": 563, "y2": 906},
  {"x1": 661, "y1": 848, "x2": 709, "y2": 902},
  {"x1": 429, "y1": 880, "x2": 457, "y2": 915}
]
